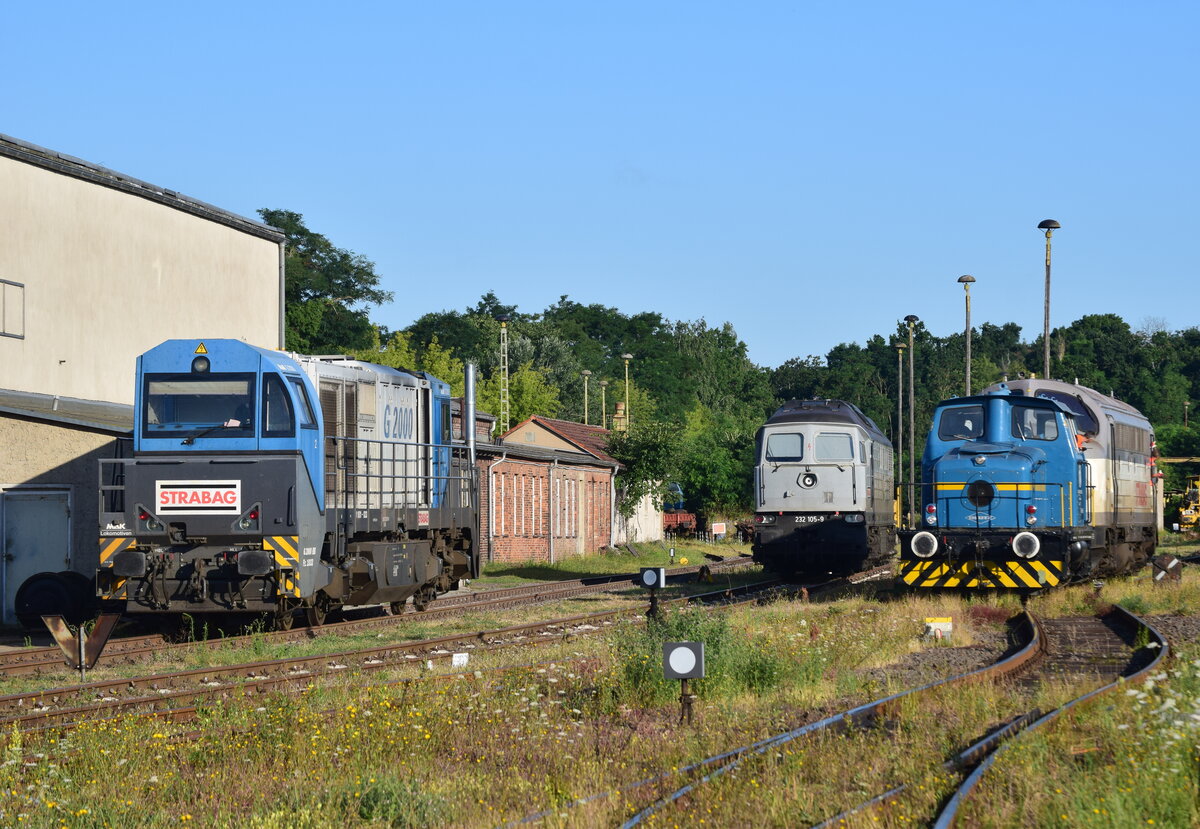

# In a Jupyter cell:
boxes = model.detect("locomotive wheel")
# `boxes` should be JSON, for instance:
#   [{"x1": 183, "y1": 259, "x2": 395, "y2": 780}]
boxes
[
  {"x1": 388, "y1": 601, "x2": 405, "y2": 616},
  {"x1": 412, "y1": 587, "x2": 437, "y2": 612},
  {"x1": 274, "y1": 603, "x2": 297, "y2": 631},
  {"x1": 305, "y1": 602, "x2": 326, "y2": 627}
]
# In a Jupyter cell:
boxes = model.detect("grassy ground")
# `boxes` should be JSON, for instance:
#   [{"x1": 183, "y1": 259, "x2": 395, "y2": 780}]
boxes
[{"x1": 3, "y1": 569, "x2": 1197, "y2": 827}]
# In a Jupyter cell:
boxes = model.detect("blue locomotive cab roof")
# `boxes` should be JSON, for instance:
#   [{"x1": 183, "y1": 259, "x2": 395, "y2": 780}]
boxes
[
  {"x1": 929, "y1": 385, "x2": 1078, "y2": 452},
  {"x1": 135, "y1": 339, "x2": 321, "y2": 453}
]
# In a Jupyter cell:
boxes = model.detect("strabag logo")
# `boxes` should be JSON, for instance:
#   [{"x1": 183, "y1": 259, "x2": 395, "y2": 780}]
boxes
[{"x1": 156, "y1": 480, "x2": 241, "y2": 515}]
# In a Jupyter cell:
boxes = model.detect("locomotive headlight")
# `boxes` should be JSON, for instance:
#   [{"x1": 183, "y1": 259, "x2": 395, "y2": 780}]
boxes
[
  {"x1": 1025, "y1": 504, "x2": 1038, "y2": 527},
  {"x1": 191, "y1": 355, "x2": 210, "y2": 373},
  {"x1": 844, "y1": 513, "x2": 864, "y2": 524},
  {"x1": 911, "y1": 531, "x2": 939, "y2": 558},
  {"x1": 1012, "y1": 531, "x2": 1040, "y2": 559},
  {"x1": 800, "y1": 473, "x2": 818, "y2": 488},
  {"x1": 924, "y1": 504, "x2": 937, "y2": 526},
  {"x1": 754, "y1": 514, "x2": 776, "y2": 525}
]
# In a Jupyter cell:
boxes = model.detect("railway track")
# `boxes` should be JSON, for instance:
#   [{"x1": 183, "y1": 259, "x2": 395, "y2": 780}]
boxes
[
  {"x1": 0, "y1": 575, "x2": 781, "y2": 734},
  {"x1": 526, "y1": 604, "x2": 1165, "y2": 827},
  {"x1": 0, "y1": 556, "x2": 755, "y2": 678},
  {"x1": 929, "y1": 606, "x2": 1168, "y2": 827}
]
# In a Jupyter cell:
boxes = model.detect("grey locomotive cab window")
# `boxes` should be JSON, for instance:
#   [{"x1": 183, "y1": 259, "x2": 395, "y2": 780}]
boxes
[
  {"x1": 1012, "y1": 405, "x2": 1059, "y2": 442},
  {"x1": 262, "y1": 373, "x2": 296, "y2": 437},
  {"x1": 287, "y1": 376, "x2": 317, "y2": 428},
  {"x1": 815, "y1": 432, "x2": 853, "y2": 460},
  {"x1": 938, "y1": 405, "x2": 984, "y2": 441},
  {"x1": 765, "y1": 432, "x2": 804, "y2": 462}
]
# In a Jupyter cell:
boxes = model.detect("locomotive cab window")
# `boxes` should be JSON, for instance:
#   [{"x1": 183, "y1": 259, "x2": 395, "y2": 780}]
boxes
[
  {"x1": 765, "y1": 432, "x2": 804, "y2": 463},
  {"x1": 262, "y1": 373, "x2": 295, "y2": 438},
  {"x1": 938, "y1": 405, "x2": 983, "y2": 441},
  {"x1": 287, "y1": 376, "x2": 317, "y2": 429},
  {"x1": 1012, "y1": 404, "x2": 1058, "y2": 442},
  {"x1": 815, "y1": 432, "x2": 853, "y2": 461},
  {"x1": 1034, "y1": 390, "x2": 1098, "y2": 434},
  {"x1": 142, "y1": 373, "x2": 255, "y2": 439}
]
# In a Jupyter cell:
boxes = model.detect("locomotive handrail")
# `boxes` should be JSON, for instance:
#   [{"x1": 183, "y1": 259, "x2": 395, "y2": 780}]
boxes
[
  {"x1": 328, "y1": 433, "x2": 476, "y2": 514},
  {"x1": 928, "y1": 480, "x2": 1074, "y2": 529}
]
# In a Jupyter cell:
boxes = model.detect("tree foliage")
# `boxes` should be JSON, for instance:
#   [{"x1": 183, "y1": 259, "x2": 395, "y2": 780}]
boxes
[
  {"x1": 266, "y1": 218, "x2": 1200, "y2": 514},
  {"x1": 259, "y1": 209, "x2": 392, "y2": 354}
]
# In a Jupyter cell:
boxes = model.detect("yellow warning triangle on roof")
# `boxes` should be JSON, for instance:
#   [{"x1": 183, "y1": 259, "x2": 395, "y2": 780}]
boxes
[{"x1": 194, "y1": 342, "x2": 208, "y2": 354}]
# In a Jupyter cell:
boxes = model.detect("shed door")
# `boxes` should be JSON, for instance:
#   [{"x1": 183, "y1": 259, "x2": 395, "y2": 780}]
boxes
[{"x1": 2, "y1": 491, "x2": 70, "y2": 625}]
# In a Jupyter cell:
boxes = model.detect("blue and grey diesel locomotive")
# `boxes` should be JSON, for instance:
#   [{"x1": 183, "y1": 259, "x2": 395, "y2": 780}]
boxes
[
  {"x1": 752, "y1": 399, "x2": 896, "y2": 576},
  {"x1": 96, "y1": 339, "x2": 479, "y2": 628},
  {"x1": 898, "y1": 379, "x2": 1157, "y2": 590}
]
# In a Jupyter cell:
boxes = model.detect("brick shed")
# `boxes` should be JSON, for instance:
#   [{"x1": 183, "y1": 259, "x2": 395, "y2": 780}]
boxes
[{"x1": 478, "y1": 416, "x2": 619, "y2": 564}]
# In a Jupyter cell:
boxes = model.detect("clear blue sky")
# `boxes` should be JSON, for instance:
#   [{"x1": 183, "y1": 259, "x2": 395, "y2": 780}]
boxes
[{"x1": 4, "y1": 2, "x2": 1196, "y2": 368}]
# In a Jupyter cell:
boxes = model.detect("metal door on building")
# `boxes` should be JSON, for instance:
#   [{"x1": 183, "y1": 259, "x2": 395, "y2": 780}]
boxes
[{"x1": 2, "y1": 490, "x2": 71, "y2": 626}]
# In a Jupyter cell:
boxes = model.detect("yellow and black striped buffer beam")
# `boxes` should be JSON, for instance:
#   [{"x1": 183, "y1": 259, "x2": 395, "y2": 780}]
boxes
[
  {"x1": 99, "y1": 536, "x2": 135, "y2": 565},
  {"x1": 900, "y1": 558, "x2": 1064, "y2": 589},
  {"x1": 264, "y1": 536, "x2": 302, "y2": 597}
]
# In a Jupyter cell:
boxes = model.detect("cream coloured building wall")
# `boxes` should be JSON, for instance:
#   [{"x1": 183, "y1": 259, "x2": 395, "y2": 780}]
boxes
[
  {"x1": 614, "y1": 491, "x2": 664, "y2": 544},
  {"x1": 0, "y1": 153, "x2": 281, "y2": 405}
]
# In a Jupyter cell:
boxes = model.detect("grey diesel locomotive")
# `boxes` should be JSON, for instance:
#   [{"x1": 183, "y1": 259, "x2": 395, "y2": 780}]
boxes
[
  {"x1": 752, "y1": 399, "x2": 896, "y2": 576},
  {"x1": 96, "y1": 339, "x2": 480, "y2": 628}
]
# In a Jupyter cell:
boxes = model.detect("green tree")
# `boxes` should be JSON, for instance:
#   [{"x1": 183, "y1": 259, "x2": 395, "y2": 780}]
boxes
[
  {"x1": 607, "y1": 420, "x2": 682, "y2": 517},
  {"x1": 259, "y1": 209, "x2": 393, "y2": 353},
  {"x1": 477, "y1": 362, "x2": 561, "y2": 431}
]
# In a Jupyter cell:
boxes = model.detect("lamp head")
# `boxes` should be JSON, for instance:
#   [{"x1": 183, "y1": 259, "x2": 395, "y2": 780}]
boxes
[
  {"x1": 957, "y1": 274, "x2": 975, "y2": 284},
  {"x1": 904, "y1": 315, "x2": 919, "y2": 325},
  {"x1": 621, "y1": 353, "x2": 633, "y2": 361},
  {"x1": 1037, "y1": 219, "x2": 1061, "y2": 231},
  {"x1": 581, "y1": 370, "x2": 592, "y2": 377},
  {"x1": 495, "y1": 313, "x2": 511, "y2": 324}
]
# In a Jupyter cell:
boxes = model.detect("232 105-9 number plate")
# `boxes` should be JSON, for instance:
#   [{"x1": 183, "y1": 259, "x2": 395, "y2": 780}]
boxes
[{"x1": 794, "y1": 515, "x2": 826, "y2": 524}]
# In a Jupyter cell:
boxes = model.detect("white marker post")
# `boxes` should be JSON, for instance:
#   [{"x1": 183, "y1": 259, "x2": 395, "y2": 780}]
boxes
[
  {"x1": 639, "y1": 567, "x2": 666, "y2": 621},
  {"x1": 663, "y1": 641, "x2": 705, "y2": 724}
]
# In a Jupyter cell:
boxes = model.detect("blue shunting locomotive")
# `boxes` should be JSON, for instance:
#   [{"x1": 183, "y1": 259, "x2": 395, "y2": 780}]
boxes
[
  {"x1": 96, "y1": 339, "x2": 480, "y2": 627},
  {"x1": 898, "y1": 380, "x2": 1157, "y2": 590},
  {"x1": 751, "y1": 399, "x2": 897, "y2": 576}
]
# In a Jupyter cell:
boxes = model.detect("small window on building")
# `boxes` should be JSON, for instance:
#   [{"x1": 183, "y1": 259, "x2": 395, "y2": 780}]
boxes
[{"x1": 1, "y1": 279, "x2": 24, "y2": 339}]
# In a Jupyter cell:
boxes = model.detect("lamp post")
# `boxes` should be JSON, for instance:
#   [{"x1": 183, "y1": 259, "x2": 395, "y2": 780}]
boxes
[
  {"x1": 958, "y1": 275, "x2": 976, "y2": 395},
  {"x1": 621, "y1": 353, "x2": 633, "y2": 428},
  {"x1": 895, "y1": 341, "x2": 906, "y2": 517},
  {"x1": 1186, "y1": 400, "x2": 1191, "y2": 429},
  {"x1": 905, "y1": 314, "x2": 919, "y2": 526},
  {"x1": 496, "y1": 314, "x2": 511, "y2": 433},
  {"x1": 599, "y1": 380, "x2": 608, "y2": 429},
  {"x1": 1038, "y1": 219, "x2": 1061, "y2": 380},
  {"x1": 581, "y1": 370, "x2": 592, "y2": 425}
]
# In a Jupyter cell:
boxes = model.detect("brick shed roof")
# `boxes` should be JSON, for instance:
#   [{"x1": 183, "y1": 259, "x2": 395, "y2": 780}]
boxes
[{"x1": 501, "y1": 416, "x2": 619, "y2": 466}]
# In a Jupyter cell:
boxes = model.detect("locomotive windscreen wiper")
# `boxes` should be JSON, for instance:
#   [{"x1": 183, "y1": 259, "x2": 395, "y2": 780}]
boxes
[{"x1": 181, "y1": 418, "x2": 244, "y2": 445}]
